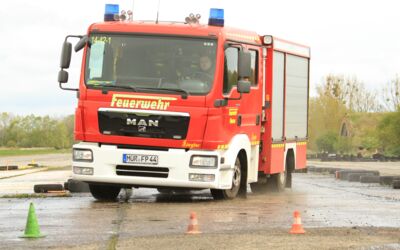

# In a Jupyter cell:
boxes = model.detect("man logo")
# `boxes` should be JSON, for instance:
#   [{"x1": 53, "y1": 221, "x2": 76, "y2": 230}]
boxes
[{"x1": 126, "y1": 118, "x2": 159, "y2": 127}]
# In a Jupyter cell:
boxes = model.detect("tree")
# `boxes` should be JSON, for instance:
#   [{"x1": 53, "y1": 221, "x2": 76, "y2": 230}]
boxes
[
  {"x1": 315, "y1": 131, "x2": 338, "y2": 153},
  {"x1": 308, "y1": 75, "x2": 349, "y2": 151},
  {"x1": 381, "y1": 74, "x2": 400, "y2": 111},
  {"x1": 322, "y1": 74, "x2": 382, "y2": 112},
  {"x1": 309, "y1": 74, "x2": 383, "y2": 152},
  {"x1": 0, "y1": 112, "x2": 13, "y2": 146},
  {"x1": 0, "y1": 114, "x2": 75, "y2": 149},
  {"x1": 377, "y1": 110, "x2": 400, "y2": 156}
]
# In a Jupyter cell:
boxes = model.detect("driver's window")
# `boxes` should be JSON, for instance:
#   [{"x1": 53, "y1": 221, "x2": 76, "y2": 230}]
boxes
[{"x1": 223, "y1": 47, "x2": 239, "y2": 94}]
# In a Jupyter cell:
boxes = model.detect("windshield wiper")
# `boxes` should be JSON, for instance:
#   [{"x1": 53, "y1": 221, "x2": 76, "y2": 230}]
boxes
[
  {"x1": 90, "y1": 83, "x2": 189, "y2": 99},
  {"x1": 91, "y1": 83, "x2": 137, "y2": 94},
  {"x1": 135, "y1": 87, "x2": 189, "y2": 99}
]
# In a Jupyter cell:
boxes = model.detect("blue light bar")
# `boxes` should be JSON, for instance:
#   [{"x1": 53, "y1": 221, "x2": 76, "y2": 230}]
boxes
[
  {"x1": 104, "y1": 4, "x2": 119, "y2": 21},
  {"x1": 208, "y1": 8, "x2": 224, "y2": 27}
]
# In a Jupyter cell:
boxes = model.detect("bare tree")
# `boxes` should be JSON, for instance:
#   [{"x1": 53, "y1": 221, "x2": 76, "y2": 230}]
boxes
[
  {"x1": 381, "y1": 75, "x2": 400, "y2": 111},
  {"x1": 322, "y1": 74, "x2": 382, "y2": 112}
]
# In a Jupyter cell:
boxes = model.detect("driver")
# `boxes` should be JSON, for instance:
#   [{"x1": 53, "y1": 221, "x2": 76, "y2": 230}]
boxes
[
  {"x1": 199, "y1": 55, "x2": 213, "y2": 74},
  {"x1": 193, "y1": 55, "x2": 214, "y2": 84}
]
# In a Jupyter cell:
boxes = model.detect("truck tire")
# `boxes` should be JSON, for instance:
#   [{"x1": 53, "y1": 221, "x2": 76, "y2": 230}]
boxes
[
  {"x1": 266, "y1": 171, "x2": 286, "y2": 192},
  {"x1": 250, "y1": 182, "x2": 268, "y2": 194},
  {"x1": 34, "y1": 184, "x2": 63, "y2": 193},
  {"x1": 67, "y1": 179, "x2": 90, "y2": 193},
  {"x1": 89, "y1": 184, "x2": 121, "y2": 201},
  {"x1": 211, "y1": 157, "x2": 242, "y2": 200},
  {"x1": 157, "y1": 188, "x2": 173, "y2": 194},
  {"x1": 250, "y1": 171, "x2": 287, "y2": 193}
]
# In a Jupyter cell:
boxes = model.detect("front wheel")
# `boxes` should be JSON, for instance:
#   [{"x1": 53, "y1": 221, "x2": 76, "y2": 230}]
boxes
[
  {"x1": 211, "y1": 157, "x2": 242, "y2": 200},
  {"x1": 89, "y1": 184, "x2": 121, "y2": 201}
]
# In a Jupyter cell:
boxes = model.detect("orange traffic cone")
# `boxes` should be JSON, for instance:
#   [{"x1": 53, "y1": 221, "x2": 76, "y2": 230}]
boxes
[
  {"x1": 289, "y1": 210, "x2": 305, "y2": 234},
  {"x1": 186, "y1": 212, "x2": 201, "y2": 234}
]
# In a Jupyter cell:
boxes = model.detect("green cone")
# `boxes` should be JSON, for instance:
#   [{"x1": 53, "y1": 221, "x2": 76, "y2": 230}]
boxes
[{"x1": 20, "y1": 202, "x2": 45, "y2": 238}]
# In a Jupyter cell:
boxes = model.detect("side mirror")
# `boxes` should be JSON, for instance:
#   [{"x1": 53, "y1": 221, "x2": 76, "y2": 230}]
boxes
[
  {"x1": 74, "y1": 35, "x2": 89, "y2": 52},
  {"x1": 60, "y1": 41, "x2": 72, "y2": 69},
  {"x1": 237, "y1": 80, "x2": 251, "y2": 94},
  {"x1": 58, "y1": 34, "x2": 84, "y2": 92},
  {"x1": 238, "y1": 51, "x2": 251, "y2": 78},
  {"x1": 58, "y1": 70, "x2": 69, "y2": 83}
]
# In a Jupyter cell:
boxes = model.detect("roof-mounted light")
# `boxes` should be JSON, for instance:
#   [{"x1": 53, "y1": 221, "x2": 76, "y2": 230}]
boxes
[
  {"x1": 208, "y1": 8, "x2": 224, "y2": 27},
  {"x1": 263, "y1": 35, "x2": 273, "y2": 45},
  {"x1": 104, "y1": 4, "x2": 119, "y2": 22}
]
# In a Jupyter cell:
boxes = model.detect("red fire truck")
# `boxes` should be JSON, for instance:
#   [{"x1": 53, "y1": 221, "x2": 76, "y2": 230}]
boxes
[{"x1": 58, "y1": 5, "x2": 310, "y2": 201}]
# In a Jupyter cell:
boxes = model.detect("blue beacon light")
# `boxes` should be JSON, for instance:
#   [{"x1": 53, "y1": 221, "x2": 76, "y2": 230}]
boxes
[
  {"x1": 104, "y1": 4, "x2": 119, "y2": 21},
  {"x1": 208, "y1": 8, "x2": 224, "y2": 27}
]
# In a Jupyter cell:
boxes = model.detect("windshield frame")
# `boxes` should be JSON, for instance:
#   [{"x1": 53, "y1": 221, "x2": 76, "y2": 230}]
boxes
[{"x1": 84, "y1": 32, "x2": 218, "y2": 96}]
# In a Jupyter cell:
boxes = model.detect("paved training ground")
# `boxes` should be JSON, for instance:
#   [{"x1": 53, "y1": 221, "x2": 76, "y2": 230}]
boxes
[
  {"x1": 0, "y1": 155, "x2": 400, "y2": 249},
  {"x1": 0, "y1": 172, "x2": 399, "y2": 249}
]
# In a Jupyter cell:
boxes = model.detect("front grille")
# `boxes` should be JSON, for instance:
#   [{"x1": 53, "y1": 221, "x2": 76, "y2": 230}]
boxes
[
  {"x1": 116, "y1": 165, "x2": 169, "y2": 178},
  {"x1": 98, "y1": 110, "x2": 190, "y2": 139}
]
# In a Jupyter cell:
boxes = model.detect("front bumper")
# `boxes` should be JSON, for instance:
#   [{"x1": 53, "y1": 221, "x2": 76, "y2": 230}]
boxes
[{"x1": 72, "y1": 142, "x2": 233, "y2": 189}]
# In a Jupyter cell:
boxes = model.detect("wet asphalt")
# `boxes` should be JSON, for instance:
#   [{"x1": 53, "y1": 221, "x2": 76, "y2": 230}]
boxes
[{"x1": 0, "y1": 172, "x2": 399, "y2": 249}]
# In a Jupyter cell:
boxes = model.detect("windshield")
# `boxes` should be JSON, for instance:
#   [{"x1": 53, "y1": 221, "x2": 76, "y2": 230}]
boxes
[{"x1": 85, "y1": 34, "x2": 217, "y2": 95}]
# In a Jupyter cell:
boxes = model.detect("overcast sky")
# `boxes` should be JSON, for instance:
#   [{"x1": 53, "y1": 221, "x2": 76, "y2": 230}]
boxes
[{"x1": 1, "y1": 0, "x2": 399, "y2": 115}]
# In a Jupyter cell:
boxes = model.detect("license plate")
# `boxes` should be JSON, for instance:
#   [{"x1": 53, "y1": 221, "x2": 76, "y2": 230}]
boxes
[{"x1": 123, "y1": 154, "x2": 158, "y2": 165}]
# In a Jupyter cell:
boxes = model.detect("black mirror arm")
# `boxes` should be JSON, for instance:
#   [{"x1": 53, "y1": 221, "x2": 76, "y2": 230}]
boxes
[
  {"x1": 65, "y1": 35, "x2": 83, "y2": 42},
  {"x1": 59, "y1": 82, "x2": 78, "y2": 92}
]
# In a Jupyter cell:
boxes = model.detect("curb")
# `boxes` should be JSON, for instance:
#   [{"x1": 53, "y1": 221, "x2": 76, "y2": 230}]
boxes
[
  {"x1": 0, "y1": 165, "x2": 18, "y2": 171},
  {"x1": 306, "y1": 165, "x2": 400, "y2": 189},
  {"x1": 347, "y1": 173, "x2": 374, "y2": 182},
  {"x1": 380, "y1": 176, "x2": 400, "y2": 186},
  {"x1": 360, "y1": 175, "x2": 381, "y2": 184},
  {"x1": 336, "y1": 170, "x2": 379, "y2": 180}
]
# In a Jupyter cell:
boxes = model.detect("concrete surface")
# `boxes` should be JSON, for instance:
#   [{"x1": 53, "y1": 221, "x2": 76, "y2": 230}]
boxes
[
  {"x1": 0, "y1": 153, "x2": 71, "y2": 168},
  {"x1": 0, "y1": 168, "x2": 49, "y2": 180},
  {"x1": 0, "y1": 173, "x2": 399, "y2": 249},
  {"x1": 0, "y1": 169, "x2": 71, "y2": 195}
]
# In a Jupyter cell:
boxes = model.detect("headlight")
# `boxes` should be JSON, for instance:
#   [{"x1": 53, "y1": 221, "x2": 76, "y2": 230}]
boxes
[
  {"x1": 190, "y1": 155, "x2": 217, "y2": 168},
  {"x1": 73, "y1": 149, "x2": 93, "y2": 162}
]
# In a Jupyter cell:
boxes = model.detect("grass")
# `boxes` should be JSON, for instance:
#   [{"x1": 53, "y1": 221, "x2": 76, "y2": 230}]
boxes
[
  {"x1": 1, "y1": 193, "x2": 72, "y2": 199},
  {"x1": 1, "y1": 193, "x2": 47, "y2": 198},
  {"x1": 46, "y1": 165, "x2": 71, "y2": 171},
  {"x1": 0, "y1": 148, "x2": 70, "y2": 157}
]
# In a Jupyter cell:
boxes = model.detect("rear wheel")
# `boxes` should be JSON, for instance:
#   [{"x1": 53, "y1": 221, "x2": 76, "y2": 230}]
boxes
[
  {"x1": 211, "y1": 157, "x2": 242, "y2": 200},
  {"x1": 89, "y1": 184, "x2": 121, "y2": 201},
  {"x1": 250, "y1": 182, "x2": 268, "y2": 194},
  {"x1": 265, "y1": 170, "x2": 286, "y2": 192}
]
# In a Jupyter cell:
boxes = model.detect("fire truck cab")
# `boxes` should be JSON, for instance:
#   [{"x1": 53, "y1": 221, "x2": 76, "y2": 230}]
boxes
[{"x1": 58, "y1": 6, "x2": 310, "y2": 201}]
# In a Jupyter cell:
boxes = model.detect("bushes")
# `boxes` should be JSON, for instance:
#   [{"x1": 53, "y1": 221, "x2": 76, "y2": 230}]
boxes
[
  {"x1": 316, "y1": 132, "x2": 338, "y2": 153},
  {"x1": 377, "y1": 110, "x2": 400, "y2": 156},
  {"x1": 0, "y1": 113, "x2": 74, "y2": 149}
]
